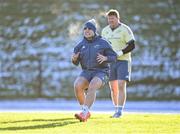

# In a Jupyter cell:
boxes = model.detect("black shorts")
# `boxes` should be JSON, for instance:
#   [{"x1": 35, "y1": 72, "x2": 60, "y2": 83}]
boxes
[{"x1": 80, "y1": 70, "x2": 108, "y2": 85}]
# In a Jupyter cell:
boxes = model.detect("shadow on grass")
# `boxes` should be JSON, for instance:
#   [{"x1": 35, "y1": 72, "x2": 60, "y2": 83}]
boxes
[
  {"x1": 0, "y1": 118, "x2": 78, "y2": 131},
  {"x1": 1, "y1": 118, "x2": 74, "y2": 124}
]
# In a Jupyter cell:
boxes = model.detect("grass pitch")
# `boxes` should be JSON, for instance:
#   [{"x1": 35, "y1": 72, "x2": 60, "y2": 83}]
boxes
[{"x1": 0, "y1": 112, "x2": 179, "y2": 134}]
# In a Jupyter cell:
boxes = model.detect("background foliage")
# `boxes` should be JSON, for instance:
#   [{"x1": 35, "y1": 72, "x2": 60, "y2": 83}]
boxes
[{"x1": 0, "y1": 0, "x2": 180, "y2": 100}]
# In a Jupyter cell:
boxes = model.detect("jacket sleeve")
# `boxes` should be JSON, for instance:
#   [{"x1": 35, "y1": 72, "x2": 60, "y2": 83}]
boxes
[{"x1": 104, "y1": 42, "x2": 117, "y2": 63}]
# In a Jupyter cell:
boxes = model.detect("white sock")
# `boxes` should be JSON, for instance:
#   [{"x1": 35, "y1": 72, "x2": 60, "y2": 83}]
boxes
[
  {"x1": 115, "y1": 105, "x2": 123, "y2": 113},
  {"x1": 82, "y1": 105, "x2": 89, "y2": 115},
  {"x1": 80, "y1": 105, "x2": 83, "y2": 110}
]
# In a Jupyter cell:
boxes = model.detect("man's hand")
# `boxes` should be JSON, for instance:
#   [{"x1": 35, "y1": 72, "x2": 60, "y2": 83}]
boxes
[
  {"x1": 96, "y1": 53, "x2": 107, "y2": 64},
  {"x1": 71, "y1": 52, "x2": 80, "y2": 62},
  {"x1": 117, "y1": 50, "x2": 123, "y2": 56}
]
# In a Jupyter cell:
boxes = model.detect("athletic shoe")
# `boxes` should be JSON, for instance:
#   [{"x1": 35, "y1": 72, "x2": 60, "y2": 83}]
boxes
[
  {"x1": 111, "y1": 112, "x2": 122, "y2": 118},
  {"x1": 74, "y1": 112, "x2": 83, "y2": 121},
  {"x1": 74, "y1": 112, "x2": 91, "y2": 122}
]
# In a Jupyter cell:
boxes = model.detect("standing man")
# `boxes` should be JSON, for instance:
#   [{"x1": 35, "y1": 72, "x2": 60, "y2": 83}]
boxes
[
  {"x1": 102, "y1": 9, "x2": 135, "y2": 118},
  {"x1": 72, "y1": 19, "x2": 117, "y2": 122}
]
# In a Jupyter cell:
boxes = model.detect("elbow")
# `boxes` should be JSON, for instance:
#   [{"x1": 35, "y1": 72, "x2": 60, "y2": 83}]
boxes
[
  {"x1": 131, "y1": 40, "x2": 135, "y2": 50},
  {"x1": 132, "y1": 43, "x2": 135, "y2": 50},
  {"x1": 72, "y1": 60, "x2": 79, "y2": 66},
  {"x1": 130, "y1": 40, "x2": 135, "y2": 51}
]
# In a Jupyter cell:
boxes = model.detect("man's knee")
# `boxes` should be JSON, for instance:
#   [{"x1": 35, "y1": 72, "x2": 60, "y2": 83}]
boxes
[
  {"x1": 74, "y1": 77, "x2": 88, "y2": 91},
  {"x1": 118, "y1": 81, "x2": 126, "y2": 90},
  {"x1": 109, "y1": 80, "x2": 118, "y2": 92}
]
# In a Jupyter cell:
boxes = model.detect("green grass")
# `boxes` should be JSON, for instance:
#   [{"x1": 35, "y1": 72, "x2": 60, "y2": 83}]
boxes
[{"x1": 0, "y1": 112, "x2": 179, "y2": 134}]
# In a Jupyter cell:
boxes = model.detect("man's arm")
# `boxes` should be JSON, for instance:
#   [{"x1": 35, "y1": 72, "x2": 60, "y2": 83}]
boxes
[
  {"x1": 117, "y1": 39, "x2": 135, "y2": 56},
  {"x1": 97, "y1": 42, "x2": 117, "y2": 64},
  {"x1": 71, "y1": 52, "x2": 80, "y2": 65},
  {"x1": 72, "y1": 44, "x2": 82, "y2": 65}
]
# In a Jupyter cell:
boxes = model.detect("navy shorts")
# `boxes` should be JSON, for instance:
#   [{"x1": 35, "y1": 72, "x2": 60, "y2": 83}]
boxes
[
  {"x1": 80, "y1": 70, "x2": 108, "y2": 85},
  {"x1": 109, "y1": 60, "x2": 131, "y2": 81}
]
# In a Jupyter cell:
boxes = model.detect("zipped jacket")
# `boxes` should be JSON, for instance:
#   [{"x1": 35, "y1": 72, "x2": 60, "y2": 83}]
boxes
[{"x1": 72, "y1": 35, "x2": 117, "y2": 72}]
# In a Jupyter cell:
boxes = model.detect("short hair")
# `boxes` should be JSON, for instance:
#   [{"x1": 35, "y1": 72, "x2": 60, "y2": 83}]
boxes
[{"x1": 106, "y1": 9, "x2": 120, "y2": 19}]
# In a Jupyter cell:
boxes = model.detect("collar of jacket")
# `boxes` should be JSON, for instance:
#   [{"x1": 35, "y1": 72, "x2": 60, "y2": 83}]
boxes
[{"x1": 84, "y1": 35, "x2": 99, "y2": 43}]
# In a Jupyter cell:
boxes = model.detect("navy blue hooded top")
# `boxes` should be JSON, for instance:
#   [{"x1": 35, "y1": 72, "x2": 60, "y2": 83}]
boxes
[{"x1": 72, "y1": 35, "x2": 117, "y2": 72}]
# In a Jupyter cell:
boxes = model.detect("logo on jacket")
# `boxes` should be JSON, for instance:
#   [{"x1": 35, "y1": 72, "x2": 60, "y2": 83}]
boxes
[
  {"x1": 82, "y1": 45, "x2": 86, "y2": 49},
  {"x1": 94, "y1": 44, "x2": 100, "y2": 48}
]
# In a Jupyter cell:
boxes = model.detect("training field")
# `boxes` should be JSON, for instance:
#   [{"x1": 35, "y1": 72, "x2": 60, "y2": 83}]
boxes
[{"x1": 0, "y1": 112, "x2": 179, "y2": 134}]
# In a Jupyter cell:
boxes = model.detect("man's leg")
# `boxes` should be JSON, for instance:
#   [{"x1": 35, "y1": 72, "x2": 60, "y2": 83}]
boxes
[
  {"x1": 110, "y1": 60, "x2": 129, "y2": 118},
  {"x1": 84, "y1": 76, "x2": 103, "y2": 108},
  {"x1": 74, "y1": 76, "x2": 89, "y2": 105},
  {"x1": 118, "y1": 80, "x2": 126, "y2": 107},
  {"x1": 109, "y1": 80, "x2": 126, "y2": 118},
  {"x1": 75, "y1": 76, "x2": 103, "y2": 122},
  {"x1": 109, "y1": 80, "x2": 119, "y2": 106}
]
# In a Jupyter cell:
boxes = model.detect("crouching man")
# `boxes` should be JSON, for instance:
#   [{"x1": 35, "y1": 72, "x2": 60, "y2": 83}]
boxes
[{"x1": 71, "y1": 19, "x2": 117, "y2": 122}]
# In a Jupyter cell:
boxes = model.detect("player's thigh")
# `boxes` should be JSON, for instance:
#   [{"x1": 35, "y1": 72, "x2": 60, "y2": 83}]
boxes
[
  {"x1": 74, "y1": 76, "x2": 89, "y2": 90},
  {"x1": 118, "y1": 80, "x2": 127, "y2": 90},
  {"x1": 88, "y1": 77, "x2": 103, "y2": 90}
]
